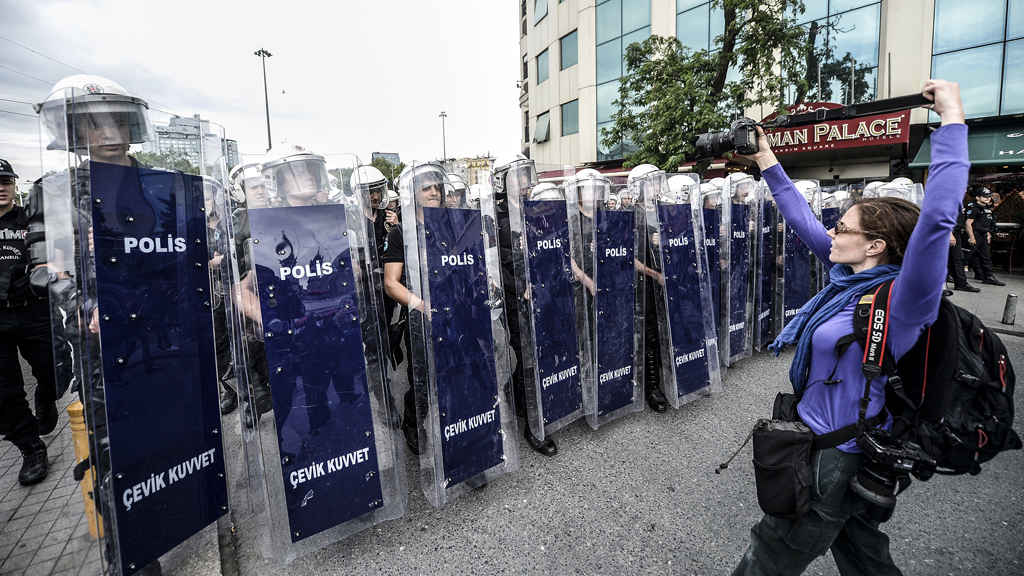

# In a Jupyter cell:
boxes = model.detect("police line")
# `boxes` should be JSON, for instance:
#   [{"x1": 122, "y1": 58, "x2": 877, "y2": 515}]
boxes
[{"x1": 29, "y1": 75, "x2": 914, "y2": 574}]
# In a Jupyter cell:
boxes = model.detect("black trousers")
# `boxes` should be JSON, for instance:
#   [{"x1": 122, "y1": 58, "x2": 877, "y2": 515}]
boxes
[
  {"x1": 948, "y1": 239, "x2": 967, "y2": 286},
  {"x1": 0, "y1": 299, "x2": 57, "y2": 449},
  {"x1": 963, "y1": 232, "x2": 994, "y2": 278}
]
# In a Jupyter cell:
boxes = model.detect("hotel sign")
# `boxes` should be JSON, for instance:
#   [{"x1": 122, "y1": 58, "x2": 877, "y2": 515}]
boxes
[{"x1": 761, "y1": 102, "x2": 910, "y2": 155}]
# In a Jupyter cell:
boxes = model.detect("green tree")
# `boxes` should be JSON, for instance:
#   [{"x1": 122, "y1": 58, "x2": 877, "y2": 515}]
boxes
[
  {"x1": 603, "y1": 0, "x2": 809, "y2": 173},
  {"x1": 369, "y1": 157, "x2": 406, "y2": 190},
  {"x1": 130, "y1": 151, "x2": 200, "y2": 174}
]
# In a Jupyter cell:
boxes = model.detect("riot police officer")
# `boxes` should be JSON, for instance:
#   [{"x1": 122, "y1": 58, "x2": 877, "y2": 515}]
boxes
[
  {"x1": 0, "y1": 158, "x2": 54, "y2": 486},
  {"x1": 383, "y1": 164, "x2": 447, "y2": 454},
  {"x1": 963, "y1": 186, "x2": 1005, "y2": 286},
  {"x1": 446, "y1": 173, "x2": 469, "y2": 209},
  {"x1": 628, "y1": 164, "x2": 669, "y2": 412},
  {"x1": 492, "y1": 154, "x2": 558, "y2": 455}
]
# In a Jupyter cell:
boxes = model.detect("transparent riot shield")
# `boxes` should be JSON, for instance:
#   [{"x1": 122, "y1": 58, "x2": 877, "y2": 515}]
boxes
[
  {"x1": 866, "y1": 179, "x2": 924, "y2": 205},
  {"x1": 506, "y1": 165, "x2": 586, "y2": 439},
  {"x1": 816, "y1": 185, "x2": 844, "y2": 293},
  {"x1": 699, "y1": 180, "x2": 726, "y2": 370},
  {"x1": 721, "y1": 174, "x2": 756, "y2": 365},
  {"x1": 647, "y1": 174, "x2": 721, "y2": 408},
  {"x1": 36, "y1": 82, "x2": 229, "y2": 576},
  {"x1": 753, "y1": 182, "x2": 776, "y2": 350},
  {"x1": 775, "y1": 180, "x2": 820, "y2": 331},
  {"x1": 217, "y1": 152, "x2": 405, "y2": 562},
  {"x1": 566, "y1": 170, "x2": 644, "y2": 428},
  {"x1": 400, "y1": 162, "x2": 519, "y2": 508}
]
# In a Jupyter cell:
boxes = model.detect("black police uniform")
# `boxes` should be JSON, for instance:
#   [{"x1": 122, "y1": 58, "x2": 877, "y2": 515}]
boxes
[
  {"x1": 1, "y1": 205, "x2": 59, "y2": 449},
  {"x1": 963, "y1": 200, "x2": 997, "y2": 280},
  {"x1": 948, "y1": 207, "x2": 973, "y2": 289},
  {"x1": 382, "y1": 223, "x2": 423, "y2": 450},
  {"x1": 642, "y1": 217, "x2": 667, "y2": 411}
]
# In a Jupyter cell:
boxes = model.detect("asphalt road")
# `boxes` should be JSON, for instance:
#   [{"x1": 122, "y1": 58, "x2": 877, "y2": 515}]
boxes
[{"x1": 216, "y1": 335, "x2": 1024, "y2": 576}]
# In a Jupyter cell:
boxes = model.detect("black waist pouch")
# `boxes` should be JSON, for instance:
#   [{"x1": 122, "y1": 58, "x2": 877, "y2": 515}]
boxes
[{"x1": 752, "y1": 418, "x2": 814, "y2": 519}]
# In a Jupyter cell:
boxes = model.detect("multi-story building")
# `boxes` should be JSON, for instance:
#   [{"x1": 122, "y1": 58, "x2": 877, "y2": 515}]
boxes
[
  {"x1": 371, "y1": 152, "x2": 402, "y2": 166},
  {"x1": 224, "y1": 139, "x2": 239, "y2": 169},
  {"x1": 520, "y1": 0, "x2": 1024, "y2": 186},
  {"x1": 466, "y1": 156, "x2": 495, "y2": 185},
  {"x1": 142, "y1": 115, "x2": 231, "y2": 169}
]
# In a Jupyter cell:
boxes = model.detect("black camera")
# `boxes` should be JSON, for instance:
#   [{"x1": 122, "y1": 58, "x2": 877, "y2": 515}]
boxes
[
  {"x1": 849, "y1": 427, "x2": 935, "y2": 522},
  {"x1": 694, "y1": 117, "x2": 759, "y2": 159}
]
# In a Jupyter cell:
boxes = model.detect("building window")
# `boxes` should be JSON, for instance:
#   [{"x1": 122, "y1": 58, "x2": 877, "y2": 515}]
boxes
[
  {"x1": 524, "y1": 111, "x2": 530, "y2": 143},
  {"x1": 534, "y1": 112, "x2": 551, "y2": 144},
  {"x1": 561, "y1": 30, "x2": 578, "y2": 70},
  {"x1": 538, "y1": 49, "x2": 550, "y2": 84},
  {"x1": 596, "y1": 0, "x2": 650, "y2": 160},
  {"x1": 932, "y1": 0, "x2": 1024, "y2": 119},
  {"x1": 535, "y1": 0, "x2": 548, "y2": 25},
  {"x1": 562, "y1": 100, "x2": 579, "y2": 135},
  {"x1": 523, "y1": 54, "x2": 529, "y2": 80},
  {"x1": 777, "y1": 1, "x2": 882, "y2": 105}
]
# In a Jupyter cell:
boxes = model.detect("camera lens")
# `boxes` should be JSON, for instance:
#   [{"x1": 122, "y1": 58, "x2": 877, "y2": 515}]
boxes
[{"x1": 850, "y1": 461, "x2": 898, "y2": 522}]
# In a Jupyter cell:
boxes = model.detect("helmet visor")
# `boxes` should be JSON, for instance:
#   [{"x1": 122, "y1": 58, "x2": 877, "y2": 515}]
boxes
[
  {"x1": 267, "y1": 158, "x2": 329, "y2": 199},
  {"x1": 505, "y1": 162, "x2": 539, "y2": 201}
]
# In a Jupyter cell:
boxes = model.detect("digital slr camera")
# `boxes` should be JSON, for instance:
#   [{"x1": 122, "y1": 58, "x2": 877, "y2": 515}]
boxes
[
  {"x1": 694, "y1": 117, "x2": 759, "y2": 159},
  {"x1": 849, "y1": 427, "x2": 936, "y2": 522}
]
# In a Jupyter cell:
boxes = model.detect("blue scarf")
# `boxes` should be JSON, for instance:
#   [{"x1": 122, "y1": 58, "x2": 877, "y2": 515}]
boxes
[{"x1": 769, "y1": 263, "x2": 901, "y2": 393}]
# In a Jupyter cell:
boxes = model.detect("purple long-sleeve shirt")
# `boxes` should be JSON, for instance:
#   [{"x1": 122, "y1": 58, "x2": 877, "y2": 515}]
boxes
[{"x1": 764, "y1": 123, "x2": 969, "y2": 451}]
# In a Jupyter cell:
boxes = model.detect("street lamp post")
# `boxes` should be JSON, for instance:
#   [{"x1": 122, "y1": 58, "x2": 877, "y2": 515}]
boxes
[
  {"x1": 439, "y1": 111, "x2": 447, "y2": 169},
  {"x1": 255, "y1": 48, "x2": 273, "y2": 152}
]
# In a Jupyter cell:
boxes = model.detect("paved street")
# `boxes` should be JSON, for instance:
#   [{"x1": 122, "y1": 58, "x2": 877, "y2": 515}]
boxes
[{"x1": 3, "y1": 271, "x2": 1023, "y2": 576}]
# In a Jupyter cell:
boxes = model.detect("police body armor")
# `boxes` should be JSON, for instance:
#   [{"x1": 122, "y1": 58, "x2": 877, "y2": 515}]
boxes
[
  {"x1": 35, "y1": 79, "x2": 228, "y2": 576},
  {"x1": 504, "y1": 165, "x2": 588, "y2": 439},
  {"x1": 399, "y1": 162, "x2": 520, "y2": 508},
  {"x1": 219, "y1": 153, "x2": 405, "y2": 561},
  {"x1": 644, "y1": 172, "x2": 721, "y2": 407},
  {"x1": 565, "y1": 171, "x2": 644, "y2": 428}
]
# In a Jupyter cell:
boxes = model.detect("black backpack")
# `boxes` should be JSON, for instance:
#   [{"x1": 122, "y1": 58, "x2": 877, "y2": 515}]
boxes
[{"x1": 843, "y1": 280, "x2": 1022, "y2": 478}]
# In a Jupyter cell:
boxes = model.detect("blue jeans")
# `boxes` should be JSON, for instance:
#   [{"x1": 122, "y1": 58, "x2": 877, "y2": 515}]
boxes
[{"x1": 733, "y1": 448, "x2": 903, "y2": 576}]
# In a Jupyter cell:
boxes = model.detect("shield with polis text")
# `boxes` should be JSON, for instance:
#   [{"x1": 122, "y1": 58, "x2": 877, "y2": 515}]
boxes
[
  {"x1": 36, "y1": 86, "x2": 229, "y2": 576},
  {"x1": 398, "y1": 162, "x2": 520, "y2": 508},
  {"x1": 218, "y1": 152, "x2": 405, "y2": 564}
]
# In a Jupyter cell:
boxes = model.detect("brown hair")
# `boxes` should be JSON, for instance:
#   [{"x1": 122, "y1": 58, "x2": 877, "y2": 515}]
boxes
[{"x1": 853, "y1": 197, "x2": 921, "y2": 265}]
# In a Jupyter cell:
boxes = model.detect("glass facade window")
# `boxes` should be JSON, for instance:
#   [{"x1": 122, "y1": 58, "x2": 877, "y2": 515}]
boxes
[
  {"x1": 562, "y1": 100, "x2": 580, "y2": 136},
  {"x1": 596, "y1": 0, "x2": 650, "y2": 160},
  {"x1": 535, "y1": 112, "x2": 551, "y2": 144},
  {"x1": 676, "y1": 1, "x2": 724, "y2": 54},
  {"x1": 561, "y1": 30, "x2": 578, "y2": 70},
  {"x1": 535, "y1": 0, "x2": 548, "y2": 25},
  {"x1": 932, "y1": 0, "x2": 1024, "y2": 119},
  {"x1": 538, "y1": 49, "x2": 549, "y2": 84},
  {"x1": 790, "y1": 2, "x2": 881, "y2": 105}
]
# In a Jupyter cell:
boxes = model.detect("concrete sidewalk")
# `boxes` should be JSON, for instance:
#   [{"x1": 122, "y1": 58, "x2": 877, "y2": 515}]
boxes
[{"x1": 945, "y1": 269, "x2": 1024, "y2": 338}]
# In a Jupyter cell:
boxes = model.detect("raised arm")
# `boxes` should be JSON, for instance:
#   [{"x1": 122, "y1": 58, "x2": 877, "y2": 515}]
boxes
[
  {"x1": 741, "y1": 129, "x2": 833, "y2": 265},
  {"x1": 890, "y1": 80, "x2": 969, "y2": 326}
]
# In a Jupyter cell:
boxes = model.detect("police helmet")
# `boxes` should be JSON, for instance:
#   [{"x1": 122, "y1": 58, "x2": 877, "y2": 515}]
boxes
[
  {"x1": 492, "y1": 154, "x2": 537, "y2": 199},
  {"x1": 467, "y1": 183, "x2": 490, "y2": 209},
  {"x1": 793, "y1": 180, "x2": 819, "y2": 204},
  {"x1": 529, "y1": 182, "x2": 563, "y2": 201},
  {"x1": 398, "y1": 162, "x2": 451, "y2": 208},
  {"x1": 37, "y1": 74, "x2": 151, "y2": 152},
  {"x1": 566, "y1": 168, "x2": 612, "y2": 208},
  {"x1": 350, "y1": 165, "x2": 389, "y2": 209},
  {"x1": 229, "y1": 163, "x2": 269, "y2": 208},
  {"x1": 447, "y1": 173, "x2": 470, "y2": 207},
  {"x1": 262, "y1": 154, "x2": 330, "y2": 199},
  {"x1": 667, "y1": 174, "x2": 698, "y2": 203}
]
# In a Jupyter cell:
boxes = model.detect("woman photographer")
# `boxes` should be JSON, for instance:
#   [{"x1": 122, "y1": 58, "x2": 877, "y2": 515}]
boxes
[{"x1": 732, "y1": 79, "x2": 968, "y2": 575}]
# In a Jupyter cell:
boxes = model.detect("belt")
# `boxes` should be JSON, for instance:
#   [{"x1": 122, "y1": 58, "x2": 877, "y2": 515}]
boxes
[{"x1": 2, "y1": 298, "x2": 41, "y2": 308}]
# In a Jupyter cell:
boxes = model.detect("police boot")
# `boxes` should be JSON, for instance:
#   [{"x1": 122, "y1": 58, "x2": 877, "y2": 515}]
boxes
[
  {"x1": 219, "y1": 380, "x2": 238, "y2": 415},
  {"x1": 644, "y1": 348, "x2": 668, "y2": 412},
  {"x1": 524, "y1": 425, "x2": 557, "y2": 456},
  {"x1": 982, "y1": 276, "x2": 1006, "y2": 286},
  {"x1": 401, "y1": 419, "x2": 421, "y2": 455},
  {"x1": 18, "y1": 438, "x2": 48, "y2": 486},
  {"x1": 35, "y1": 399, "x2": 59, "y2": 436}
]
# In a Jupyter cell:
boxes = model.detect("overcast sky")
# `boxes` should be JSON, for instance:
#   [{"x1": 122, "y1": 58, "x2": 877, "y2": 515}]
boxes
[{"x1": 0, "y1": 0, "x2": 523, "y2": 184}]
